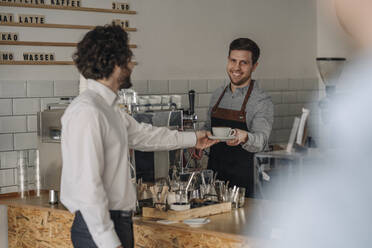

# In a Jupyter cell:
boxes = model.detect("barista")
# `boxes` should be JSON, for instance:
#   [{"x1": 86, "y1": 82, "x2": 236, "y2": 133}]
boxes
[{"x1": 199, "y1": 38, "x2": 274, "y2": 197}]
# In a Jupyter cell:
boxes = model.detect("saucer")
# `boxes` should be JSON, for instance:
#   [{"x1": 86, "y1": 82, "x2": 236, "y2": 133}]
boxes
[
  {"x1": 183, "y1": 218, "x2": 210, "y2": 227},
  {"x1": 208, "y1": 135, "x2": 235, "y2": 141}
]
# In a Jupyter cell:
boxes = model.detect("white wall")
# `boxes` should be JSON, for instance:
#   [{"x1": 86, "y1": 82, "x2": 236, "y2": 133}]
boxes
[{"x1": 0, "y1": 0, "x2": 317, "y2": 81}]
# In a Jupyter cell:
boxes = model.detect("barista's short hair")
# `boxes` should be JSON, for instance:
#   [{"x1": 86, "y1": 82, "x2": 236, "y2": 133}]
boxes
[
  {"x1": 229, "y1": 38, "x2": 260, "y2": 64},
  {"x1": 73, "y1": 24, "x2": 132, "y2": 80}
]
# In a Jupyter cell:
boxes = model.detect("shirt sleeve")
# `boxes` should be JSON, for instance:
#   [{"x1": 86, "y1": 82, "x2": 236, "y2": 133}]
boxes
[
  {"x1": 60, "y1": 107, "x2": 120, "y2": 248},
  {"x1": 241, "y1": 97, "x2": 274, "y2": 152},
  {"x1": 123, "y1": 113, "x2": 196, "y2": 151}
]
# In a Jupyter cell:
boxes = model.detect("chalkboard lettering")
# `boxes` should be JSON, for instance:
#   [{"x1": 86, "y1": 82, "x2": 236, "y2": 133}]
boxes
[
  {"x1": 0, "y1": 32, "x2": 19, "y2": 41},
  {"x1": 23, "y1": 52, "x2": 55, "y2": 61},
  {"x1": 112, "y1": 19, "x2": 129, "y2": 28},
  {"x1": 0, "y1": 13, "x2": 14, "y2": 23},
  {"x1": 3, "y1": 0, "x2": 46, "y2": 4},
  {"x1": 50, "y1": 0, "x2": 81, "y2": 7},
  {"x1": 18, "y1": 14, "x2": 45, "y2": 24},
  {"x1": 112, "y1": 2, "x2": 129, "y2": 11},
  {"x1": 0, "y1": 52, "x2": 14, "y2": 61}
]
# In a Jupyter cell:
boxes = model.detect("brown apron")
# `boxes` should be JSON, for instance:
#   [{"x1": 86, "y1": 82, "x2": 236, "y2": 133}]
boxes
[{"x1": 207, "y1": 81, "x2": 255, "y2": 197}]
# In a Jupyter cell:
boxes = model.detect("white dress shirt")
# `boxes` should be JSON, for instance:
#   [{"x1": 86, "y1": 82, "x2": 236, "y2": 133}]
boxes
[{"x1": 60, "y1": 79, "x2": 196, "y2": 248}]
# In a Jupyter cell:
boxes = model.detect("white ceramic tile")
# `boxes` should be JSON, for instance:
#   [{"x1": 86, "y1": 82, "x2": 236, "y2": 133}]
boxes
[
  {"x1": 198, "y1": 93, "x2": 212, "y2": 107},
  {"x1": 288, "y1": 103, "x2": 304, "y2": 116},
  {"x1": 0, "y1": 185, "x2": 17, "y2": 193},
  {"x1": 169, "y1": 80, "x2": 188, "y2": 94},
  {"x1": 288, "y1": 79, "x2": 303, "y2": 91},
  {"x1": 274, "y1": 79, "x2": 289, "y2": 91},
  {"x1": 54, "y1": 80, "x2": 79, "y2": 97},
  {"x1": 27, "y1": 80, "x2": 53, "y2": 97},
  {"x1": 148, "y1": 80, "x2": 169, "y2": 94},
  {"x1": 274, "y1": 104, "x2": 289, "y2": 117},
  {"x1": 302, "y1": 78, "x2": 319, "y2": 90},
  {"x1": 282, "y1": 91, "x2": 297, "y2": 104},
  {"x1": 207, "y1": 79, "x2": 225, "y2": 93},
  {"x1": 189, "y1": 79, "x2": 208, "y2": 93},
  {"x1": 27, "y1": 115, "x2": 37, "y2": 132},
  {"x1": 40, "y1": 98, "x2": 60, "y2": 111},
  {"x1": 0, "y1": 80, "x2": 26, "y2": 98},
  {"x1": 0, "y1": 134, "x2": 13, "y2": 151},
  {"x1": 0, "y1": 151, "x2": 17, "y2": 169},
  {"x1": 0, "y1": 99, "x2": 12, "y2": 116},
  {"x1": 13, "y1": 98, "x2": 40, "y2": 115},
  {"x1": 0, "y1": 116, "x2": 27, "y2": 133},
  {"x1": 0, "y1": 169, "x2": 14, "y2": 187},
  {"x1": 14, "y1": 133, "x2": 37, "y2": 150},
  {"x1": 258, "y1": 79, "x2": 275, "y2": 91},
  {"x1": 132, "y1": 80, "x2": 148, "y2": 94},
  {"x1": 282, "y1": 117, "x2": 295, "y2": 129},
  {"x1": 268, "y1": 92, "x2": 282, "y2": 104},
  {"x1": 297, "y1": 91, "x2": 319, "y2": 103},
  {"x1": 275, "y1": 129, "x2": 291, "y2": 143},
  {"x1": 273, "y1": 117, "x2": 283, "y2": 130}
]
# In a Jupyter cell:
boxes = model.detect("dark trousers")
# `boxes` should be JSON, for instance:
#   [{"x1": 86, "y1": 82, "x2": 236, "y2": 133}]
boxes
[{"x1": 71, "y1": 210, "x2": 134, "y2": 248}]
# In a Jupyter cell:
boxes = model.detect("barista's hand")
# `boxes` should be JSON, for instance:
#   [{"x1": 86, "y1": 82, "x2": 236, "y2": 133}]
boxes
[
  {"x1": 226, "y1": 129, "x2": 248, "y2": 146},
  {"x1": 191, "y1": 148, "x2": 203, "y2": 160},
  {"x1": 195, "y1": 131, "x2": 219, "y2": 149}
]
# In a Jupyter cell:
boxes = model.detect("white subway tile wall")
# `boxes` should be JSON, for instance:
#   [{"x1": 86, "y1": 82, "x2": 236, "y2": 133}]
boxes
[
  {"x1": 0, "y1": 116, "x2": 27, "y2": 133},
  {"x1": 54, "y1": 80, "x2": 79, "y2": 97},
  {"x1": 13, "y1": 98, "x2": 40, "y2": 115},
  {"x1": 14, "y1": 133, "x2": 38, "y2": 150},
  {"x1": 0, "y1": 80, "x2": 27, "y2": 98},
  {"x1": 0, "y1": 78, "x2": 321, "y2": 192},
  {"x1": 27, "y1": 80, "x2": 54, "y2": 97},
  {"x1": 148, "y1": 80, "x2": 169, "y2": 94},
  {"x1": 169, "y1": 80, "x2": 189, "y2": 94},
  {"x1": 132, "y1": 80, "x2": 148, "y2": 94},
  {"x1": 0, "y1": 99, "x2": 12, "y2": 116},
  {"x1": 189, "y1": 79, "x2": 208, "y2": 93},
  {"x1": 27, "y1": 115, "x2": 37, "y2": 132}
]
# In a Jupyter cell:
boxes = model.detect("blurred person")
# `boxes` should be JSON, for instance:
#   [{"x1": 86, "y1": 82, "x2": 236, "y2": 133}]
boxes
[
  {"x1": 60, "y1": 25, "x2": 218, "y2": 248},
  {"x1": 195, "y1": 38, "x2": 273, "y2": 197},
  {"x1": 261, "y1": 0, "x2": 372, "y2": 247}
]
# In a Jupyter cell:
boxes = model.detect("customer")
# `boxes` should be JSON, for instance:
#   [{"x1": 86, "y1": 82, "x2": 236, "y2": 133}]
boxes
[{"x1": 60, "y1": 24, "x2": 218, "y2": 248}]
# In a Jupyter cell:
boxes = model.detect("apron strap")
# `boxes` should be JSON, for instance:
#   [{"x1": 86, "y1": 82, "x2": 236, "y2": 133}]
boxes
[
  {"x1": 238, "y1": 81, "x2": 255, "y2": 120},
  {"x1": 212, "y1": 86, "x2": 229, "y2": 113}
]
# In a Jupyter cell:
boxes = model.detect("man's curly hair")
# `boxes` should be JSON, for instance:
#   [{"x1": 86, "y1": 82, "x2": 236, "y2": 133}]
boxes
[{"x1": 73, "y1": 24, "x2": 133, "y2": 80}]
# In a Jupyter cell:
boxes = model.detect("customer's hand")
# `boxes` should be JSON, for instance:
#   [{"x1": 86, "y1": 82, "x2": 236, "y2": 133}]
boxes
[
  {"x1": 195, "y1": 131, "x2": 219, "y2": 149},
  {"x1": 226, "y1": 129, "x2": 248, "y2": 146}
]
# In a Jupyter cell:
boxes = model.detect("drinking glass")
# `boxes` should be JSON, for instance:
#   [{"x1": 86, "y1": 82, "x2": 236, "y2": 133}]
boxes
[{"x1": 17, "y1": 151, "x2": 29, "y2": 198}]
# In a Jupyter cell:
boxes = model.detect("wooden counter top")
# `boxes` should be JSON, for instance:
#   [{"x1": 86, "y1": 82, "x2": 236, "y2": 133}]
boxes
[
  {"x1": 1, "y1": 192, "x2": 279, "y2": 248},
  {"x1": 0, "y1": 192, "x2": 68, "y2": 213}
]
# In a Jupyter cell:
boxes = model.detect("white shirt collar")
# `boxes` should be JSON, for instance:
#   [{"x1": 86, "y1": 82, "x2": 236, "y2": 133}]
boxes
[{"x1": 87, "y1": 79, "x2": 118, "y2": 106}]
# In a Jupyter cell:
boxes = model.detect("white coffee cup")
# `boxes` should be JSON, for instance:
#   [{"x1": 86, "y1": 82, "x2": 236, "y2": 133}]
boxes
[{"x1": 212, "y1": 127, "x2": 236, "y2": 137}]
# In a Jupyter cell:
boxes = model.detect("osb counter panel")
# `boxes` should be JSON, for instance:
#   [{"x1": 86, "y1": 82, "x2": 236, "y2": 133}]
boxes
[{"x1": 1, "y1": 194, "x2": 275, "y2": 248}]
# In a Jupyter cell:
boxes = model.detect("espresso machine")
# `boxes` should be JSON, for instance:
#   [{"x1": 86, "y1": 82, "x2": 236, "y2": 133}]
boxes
[{"x1": 127, "y1": 90, "x2": 198, "y2": 183}]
